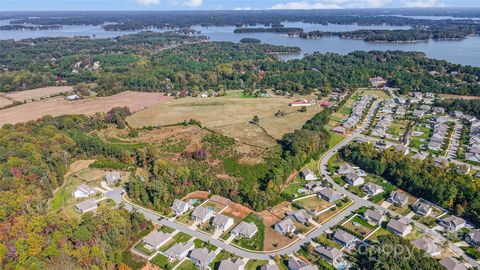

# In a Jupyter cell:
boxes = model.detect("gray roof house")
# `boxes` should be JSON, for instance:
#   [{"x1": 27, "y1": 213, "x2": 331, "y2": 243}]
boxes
[
  {"x1": 142, "y1": 230, "x2": 172, "y2": 251},
  {"x1": 260, "y1": 261, "x2": 279, "y2": 270},
  {"x1": 333, "y1": 229, "x2": 357, "y2": 247},
  {"x1": 387, "y1": 218, "x2": 412, "y2": 237},
  {"x1": 274, "y1": 218, "x2": 297, "y2": 236},
  {"x1": 439, "y1": 216, "x2": 466, "y2": 231},
  {"x1": 304, "y1": 181, "x2": 324, "y2": 193},
  {"x1": 288, "y1": 209, "x2": 312, "y2": 225},
  {"x1": 345, "y1": 172, "x2": 365, "y2": 186},
  {"x1": 105, "y1": 171, "x2": 121, "y2": 185},
  {"x1": 189, "y1": 248, "x2": 216, "y2": 270},
  {"x1": 191, "y1": 206, "x2": 215, "y2": 223},
  {"x1": 337, "y1": 163, "x2": 355, "y2": 175},
  {"x1": 287, "y1": 256, "x2": 318, "y2": 270},
  {"x1": 466, "y1": 229, "x2": 480, "y2": 247},
  {"x1": 362, "y1": 182, "x2": 384, "y2": 196},
  {"x1": 72, "y1": 184, "x2": 97, "y2": 198},
  {"x1": 364, "y1": 209, "x2": 385, "y2": 226},
  {"x1": 171, "y1": 199, "x2": 193, "y2": 216},
  {"x1": 412, "y1": 200, "x2": 432, "y2": 217},
  {"x1": 439, "y1": 257, "x2": 467, "y2": 270},
  {"x1": 314, "y1": 246, "x2": 343, "y2": 266},
  {"x1": 318, "y1": 188, "x2": 342, "y2": 203},
  {"x1": 300, "y1": 168, "x2": 318, "y2": 181},
  {"x1": 212, "y1": 214, "x2": 235, "y2": 232},
  {"x1": 75, "y1": 198, "x2": 98, "y2": 213},
  {"x1": 218, "y1": 259, "x2": 245, "y2": 270},
  {"x1": 231, "y1": 221, "x2": 258, "y2": 239},
  {"x1": 164, "y1": 241, "x2": 194, "y2": 261},
  {"x1": 389, "y1": 191, "x2": 409, "y2": 207},
  {"x1": 411, "y1": 238, "x2": 442, "y2": 257}
]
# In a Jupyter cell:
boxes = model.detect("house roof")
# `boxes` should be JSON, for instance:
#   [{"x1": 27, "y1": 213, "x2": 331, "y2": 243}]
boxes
[
  {"x1": 172, "y1": 199, "x2": 191, "y2": 212},
  {"x1": 260, "y1": 261, "x2": 279, "y2": 270},
  {"x1": 319, "y1": 188, "x2": 341, "y2": 200},
  {"x1": 411, "y1": 238, "x2": 441, "y2": 255},
  {"x1": 287, "y1": 256, "x2": 318, "y2": 270},
  {"x1": 75, "y1": 184, "x2": 96, "y2": 194},
  {"x1": 467, "y1": 229, "x2": 480, "y2": 243},
  {"x1": 231, "y1": 221, "x2": 258, "y2": 237},
  {"x1": 288, "y1": 209, "x2": 312, "y2": 224},
  {"x1": 105, "y1": 171, "x2": 120, "y2": 182},
  {"x1": 218, "y1": 259, "x2": 245, "y2": 270},
  {"x1": 275, "y1": 218, "x2": 296, "y2": 233},
  {"x1": 301, "y1": 168, "x2": 315, "y2": 177},
  {"x1": 439, "y1": 257, "x2": 467, "y2": 270},
  {"x1": 189, "y1": 248, "x2": 216, "y2": 265},
  {"x1": 362, "y1": 182, "x2": 383, "y2": 194},
  {"x1": 142, "y1": 230, "x2": 171, "y2": 248},
  {"x1": 387, "y1": 218, "x2": 411, "y2": 234},
  {"x1": 412, "y1": 200, "x2": 431, "y2": 214},
  {"x1": 212, "y1": 214, "x2": 234, "y2": 227},
  {"x1": 333, "y1": 229, "x2": 356, "y2": 244},
  {"x1": 164, "y1": 241, "x2": 194, "y2": 258},
  {"x1": 440, "y1": 216, "x2": 466, "y2": 228},
  {"x1": 389, "y1": 191, "x2": 408, "y2": 204},
  {"x1": 191, "y1": 206, "x2": 214, "y2": 220},
  {"x1": 315, "y1": 246, "x2": 342, "y2": 261},
  {"x1": 75, "y1": 198, "x2": 97, "y2": 211},
  {"x1": 365, "y1": 209, "x2": 384, "y2": 222}
]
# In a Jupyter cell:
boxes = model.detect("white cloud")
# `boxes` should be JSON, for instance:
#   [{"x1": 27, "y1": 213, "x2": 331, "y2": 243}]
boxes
[
  {"x1": 270, "y1": 0, "x2": 391, "y2": 9},
  {"x1": 183, "y1": 0, "x2": 203, "y2": 8},
  {"x1": 401, "y1": 0, "x2": 446, "y2": 7},
  {"x1": 135, "y1": 0, "x2": 160, "y2": 5}
]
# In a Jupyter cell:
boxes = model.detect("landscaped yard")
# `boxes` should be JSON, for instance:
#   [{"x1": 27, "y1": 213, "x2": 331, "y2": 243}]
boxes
[
  {"x1": 367, "y1": 227, "x2": 392, "y2": 242},
  {"x1": 461, "y1": 246, "x2": 480, "y2": 260},
  {"x1": 232, "y1": 214, "x2": 265, "y2": 251},
  {"x1": 159, "y1": 232, "x2": 193, "y2": 252},
  {"x1": 245, "y1": 260, "x2": 268, "y2": 270},
  {"x1": 158, "y1": 225, "x2": 176, "y2": 234},
  {"x1": 176, "y1": 210, "x2": 195, "y2": 226},
  {"x1": 316, "y1": 197, "x2": 353, "y2": 224},
  {"x1": 193, "y1": 239, "x2": 217, "y2": 251},
  {"x1": 203, "y1": 200, "x2": 227, "y2": 213},
  {"x1": 341, "y1": 215, "x2": 377, "y2": 239},
  {"x1": 151, "y1": 254, "x2": 179, "y2": 269},
  {"x1": 133, "y1": 242, "x2": 155, "y2": 256},
  {"x1": 314, "y1": 234, "x2": 342, "y2": 249},
  {"x1": 176, "y1": 259, "x2": 198, "y2": 270},
  {"x1": 210, "y1": 250, "x2": 238, "y2": 270},
  {"x1": 294, "y1": 196, "x2": 333, "y2": 215}
]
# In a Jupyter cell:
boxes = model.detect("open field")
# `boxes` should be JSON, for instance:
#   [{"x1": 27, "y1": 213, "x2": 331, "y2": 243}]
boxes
[
  {"x1": 439, "y1": 94, "x2": 480, "y2": 100},
  {"x1": 294, "y1": 196, "x2": 333, "y2": 215},
  {"x1": 0, "y1": 86, "x2": 73, "y2": 102},
  {"x1": 127, "y1": 95, "x2": 320, "y2": 148},
  {"x1": 0, "y1": 91, "x2": 171, "y2": 126}
]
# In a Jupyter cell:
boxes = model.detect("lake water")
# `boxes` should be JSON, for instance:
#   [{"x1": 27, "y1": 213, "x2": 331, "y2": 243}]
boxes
[{"x1": 1, "y1": 20, "x2": 479, "y2": 67}]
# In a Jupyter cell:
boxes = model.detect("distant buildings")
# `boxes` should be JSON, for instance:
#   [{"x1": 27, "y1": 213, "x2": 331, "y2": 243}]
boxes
[{"x1": 289, "y1": 99, "x2": 314, "y2": 107}]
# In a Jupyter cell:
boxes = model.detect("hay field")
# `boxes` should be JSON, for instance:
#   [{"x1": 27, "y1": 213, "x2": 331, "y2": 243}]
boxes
[
  {"x1": 0, "y1": 91, "x2": 171, "y2": 126},
  {"x1": 127, "y1": 95, "x2": 320, "y2": 148},
  {"x1": 0, "y1": 86, "x2": 73, "y2": 102}
]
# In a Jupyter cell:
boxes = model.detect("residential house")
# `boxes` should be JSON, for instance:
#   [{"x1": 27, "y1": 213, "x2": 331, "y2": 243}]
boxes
[
  {"x1": 433, "y1": 107, "x2": 445, "y2": 114},
  {"x1": 387, "y1": 218, "x2": 413, "y2": 237},
  {"x1": 411, "y1": 238, "x2": 442, "y2": 257},
  {"x1": 413, "y1": 110, "x2": 426, "y2": 118},
  {"x1": 218, "y1": 259, "x2": 245, "y2": 270},
  {"x1": 332, "y1": 126, "x2": 346, "y2": 134},
  {"x1": 375, "y1": 140, "x2": 390, "y2": 150},
  {"x1": 362, "y1": 183, "x2": 384, "y2": 196},
  {"x1": 364, "y1": 209, "x2": 385, "y2": 226},
  {"x1": 439, "y1": 257, "x2": 467, "y2": 270},
  {"x1": 287, "y1": 256, "x2": 318, "y2": 270},
  {"x1": 212, "y1": 214, "x2": 234, "y2": 232},
  {"x1": 191, "y1": 206, "x2": 215, "y2": 223},
  {"x1": 142, "y1": 231, "x2": 172, "y2": 251},
  {"x1": 105, "y1": 171, "x2": 121, "y2": 185},
  {"x1": 395, "y1": 107, "x2": 406, "y2": 117},
  {"x1": 304, "y1": 181, "x2": 324, "y2": 193},
  {"x1": 465, "y1": 229, "x2": 480, "y2": 247},
  {"x1": 389, "y1": 191, "x2": 409, "y2": 207},
  {"x1": 288, "y1": 209, "x2": 312, "y2": 225},
  {"x1": 456, "y1": 164, "x2": 471, "y2": 174},
  {"x1": 300, "y1": 168, "x2": 318, "y2": 181},
  {"x1": 171, "y1": 199, "x2": 193, "y2": 216},
  {"x1": 345, "y1": 172, "x2": 365, "y2": 186},
  {"x1": 72, "y1": 184, "x2": 97, "y2": 198},
  {"x1": 434, "y1": 157, "x2": 449, "y2": 168},
  {"x1": 314, "y1": 246, "x2": 343, "y2": 266},
  {"x1": 318, "y1": 188, "x2": 342, "y2": 203},
  {"x1": 189, "y1": 248, "x2": 216, "y2": 270},
  {"x1": 337, "y1": 163, "x2": 355, "y2": 175},
  {"x1": 274, "y1": 218, "x2": 297, "y2": 236},
  {"x1": 439, "y1": 216, "x2": 466, "y2": 231},
  {"x1": 412, "y1": 200, "x2": 432, "y2": 217},
  {"x1": 231, "y1": 221, "x2": 258, "y2": 239},
  {"x1": 333, "y1": 229, "x2": 357, "y2": 247},
  {"x1": 164, "y1": 241, "x2": 194, "y2": 262},
  {"x1": 419, "y1": 105, "x2": 431, "y2": 112},
  {"x1": 75, "y1": 199, "x2": 97, "y2": 213},
  {"x1": 260, "y1": 261, "x2": 279, "y2": 270}
]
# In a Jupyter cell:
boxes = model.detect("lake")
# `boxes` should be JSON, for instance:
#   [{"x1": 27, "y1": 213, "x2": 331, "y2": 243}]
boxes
[{"x1": 1, "y1": 20, "x2": 480, "y2": 67}]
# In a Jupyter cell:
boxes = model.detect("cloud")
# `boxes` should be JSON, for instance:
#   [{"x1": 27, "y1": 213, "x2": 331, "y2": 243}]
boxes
[
  {"x1": 401, "y1": 0, "x2": 446, "y2": 7},
  {"x1": 270, "y1": 0, "x2": 391, "y2": 9},
  {"x1": 183, "y1": 0, "x2": 203, "y2": 8},
  {"x1": 135, "y1": 0, "x2": 160, "y2": 5}
]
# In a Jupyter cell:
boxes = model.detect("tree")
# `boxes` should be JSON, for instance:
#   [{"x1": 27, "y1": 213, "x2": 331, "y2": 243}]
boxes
[{"x1": 251, "y1": 115, "x2": 260, "y2": 124}]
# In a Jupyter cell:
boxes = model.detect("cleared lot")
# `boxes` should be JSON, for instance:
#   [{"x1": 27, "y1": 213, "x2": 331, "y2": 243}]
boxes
[{"x1": 0, "y1": 86, "x2": 73, "y2": 102}]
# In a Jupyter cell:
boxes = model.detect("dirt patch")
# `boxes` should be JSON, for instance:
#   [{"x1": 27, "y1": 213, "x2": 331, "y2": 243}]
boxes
[
  {"x1": 0, "y1": 97, "x2": 12, "y2": 108},
  {"x1": 209, "y1": 195, "x2": 233, "y2": 206},
  {"x1": 222, "y1": 203, "x2": 253, "y2": 220},
  {"x1": 1, "y1": 86, "x2": 73, "y2": 102},
  {"x1": 181, "y1": 191, "x2": 210, "y2": 201},
  {"x1": 0, "y1": 91, "x2": 171, "y2": 126},
  {"x1": 65, "y1": 159, "x2": 95, "y2": 178},
  {"x1": 260, "y1": 202, "x2": 295, "y2": 227},
  {"x1": 263, "y1": 226, "x2": 296, "y2": 251}
]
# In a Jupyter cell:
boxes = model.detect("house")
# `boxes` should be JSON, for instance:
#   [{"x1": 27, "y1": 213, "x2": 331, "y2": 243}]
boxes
[
  {"x1": 362, "y1": 183, "x2": 384, "y2": 196},
  {"x1": 65, "y1": 94, "x2": 80, "y2": 101},
  {"x1": 191, "y1": 206, "x2": 215, "y2": 223},
  {"x1": 287, "y1": 256, "x2": 318, "y2": 270},
  {"x1": 375, "y1": 140, "x2": 390, "y2": 150},
  {"x1": 412, "y1": 200, "x2": 432, "y2": 217},
  {"x1": 439, "y1": 216, "x2": 466, "y2": 231},
  {"x1": 419, "y1": 105, "x2": 431, "y2": 112},
  {"x1": 453, "y1": 111, "x2": 464, "y2": 118},
  {"x1": 260, "y1": 261, "x2": 279, "y2": 270},
  {"x1": 288, "y1": 209, "x2": 312, "y2": 225},
  {"x1": 337, "y1": 163, "x2": 355, "y2": 175},
  {"x1": 439, "y1": 257, "x2": 467, "y2": 270},
  {"x1": 318, "y1": 188, "x2": 342, "y2": 203},
  {"x1": 75, "y1": 199, "x2": 97, "y2": 213},
  {"x1": 171, "y1": 199, "x2": 193, "y2": 216},
  {"x1": 333, "y1": 229, "x2": 357, "y2": 247},
  {"x1": 465, "y1": 229, "x2": 480, "y2": 247},
  {"x1": 395, "y1": 107, "x2": 406, "y2": 116},
  {"x1": 72, "y1": 184, "x2": 97, "y2": 198},
  {"x1": 142, "y1": 231, "x2": 172, "y2": 251},
  {"x1": 164, "y1": 241, "x2": 194, "y2": 262},
  {"x1": 389, "y1": 191, "x2": 409, "y2": 207},
  {"x1": 304, "y1": 181, "x2": 324, "y2": 193},
  {"x1": 413, "y1": 110, "x2": 426, "y2": 118},
  {"x1": 411, "y1": 238, "x2": 442, "y2": 257},
  {"x1": 387, "y1": 218, "x2": 412, "y2": 237},
  {"x1": 332, "y1": 126, "x2": 346, "y2": 134},
  {"x1": 104, "y1": 171, "x2": 121, "y2": 185},
  {"x1": 314, "y1": 246, "x2": 343, "y2": 266},
  {"x1": 345, "y1": 172, "x2": 365, "y2": 186},
  {"x1": 274, "y1": 218, "x2": 297, "y2": 236},
  {"x1": 189, "y1": 248, "x2": 216, "y2": 270},
  {"x1": 300, "y1": 168, "x2": 318, "y2": 181},
  {"x1": 218, "y1": 259, "x2": 246, "y2": 270},
  {"x1": 433, "y1": 107, "x2": 445, "y2": 114},
  {"x1": 212, "y1": 214, "x2": 234, "y2": 232},
  {"x1": 370, "y1": 76, "x2": 387, "y2": 88},
  {"x1": 364, "y1": 209, "x2": 385, "y2": 226},
  {"x1": 289, "y1": 99, "x2": 313, "y2": 107},
  {"x1": 231, "y1": 221, "x2": 258, "y2": 239}
]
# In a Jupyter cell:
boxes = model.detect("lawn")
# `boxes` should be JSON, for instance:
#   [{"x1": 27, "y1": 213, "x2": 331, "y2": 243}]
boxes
[
  {"x1": 232, "y1": 214, "x2": 264, "y2": 251},
  {"x1": 314, "y1": 234, "x2": 342, "y2": 249},
  {"x1": 193, "y1": 239, "x2": 217, "y2": 252},
  {"x1": 367, "y1": 227, "x2": 392, "y2": 242},
  {"x1": 341, "y1": 215, "x2": 377, "y2": 239},
  {"x1": 133, "y1": 242, "x2": 155, "y2": 256},
  {"x1": 151, "y1": 254, "x2": 179, "y2": 269},
  {"x1": 294, "y1": 196, "x2": 333, "y2": 215},
  {"x1": 281, "y1": 175, "x2": 307, "y2": 199},
  {"x1": 362, "y1": 89, "x2": 390, "y2": 99},
  {"x1": 158, "y1": 225, "x2": 176, "y2": 234},
  {"x1": 159, "y1": 232, "x2": 193, "y2": 252},
  {"x1": 210, "y1": 250, "x2": 238, "y2": 270},
  {"x1": 176, "y1": 259, "x2": 198, "y2": 270},
  {"x1": 245, "y1": 260, "x2": 268, "y2": 270},
  {"x1": 316, "y1": 197, "x2": 353, "y2": 224},
  {"x1": 177, "y1": 210, "x2": 195, "y2": 226},
  {"x1": 461, "y1": 246, "x2": 480, "y2": 260}
]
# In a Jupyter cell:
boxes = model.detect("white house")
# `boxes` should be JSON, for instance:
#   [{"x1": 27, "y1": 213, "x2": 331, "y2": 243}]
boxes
[
  {"x1": 345, "y1": 172, "x2": 365, "y2": 186},
  {"x1": 274, "y1": 218, "x2": 296, "y2": 236},
  {"x1": 171, "y1": 199, "x2": 193, "y2": 216},
  {"x1": 72, "y1": 184, "x2": 97, "y2": 198},
  {"x1": 231, "y1": 221, "x2": 258, "y2": 239},
  {"x1": 212, "y1": 214, "x2": 234, "y2": 232},
  {"x1": 300, "y1": 168, "x2": 318, "y2": 181},
  {"x1": 191, "y1": 206, "x2": 215, "y2": 223}
]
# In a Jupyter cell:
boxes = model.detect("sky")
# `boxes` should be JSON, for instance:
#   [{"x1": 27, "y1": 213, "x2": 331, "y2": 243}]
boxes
[{"x1": 1, "y1": 0, "x2": 479, "y2": 11}]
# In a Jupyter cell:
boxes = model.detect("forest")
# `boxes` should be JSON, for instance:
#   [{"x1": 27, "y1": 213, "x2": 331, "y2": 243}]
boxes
[
  {"x1": 339, "y1": 142, "x2": 480, "y2": 226},
  {"x1": 436, "y1": 98, "x2": 480, "y2": 118}
]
